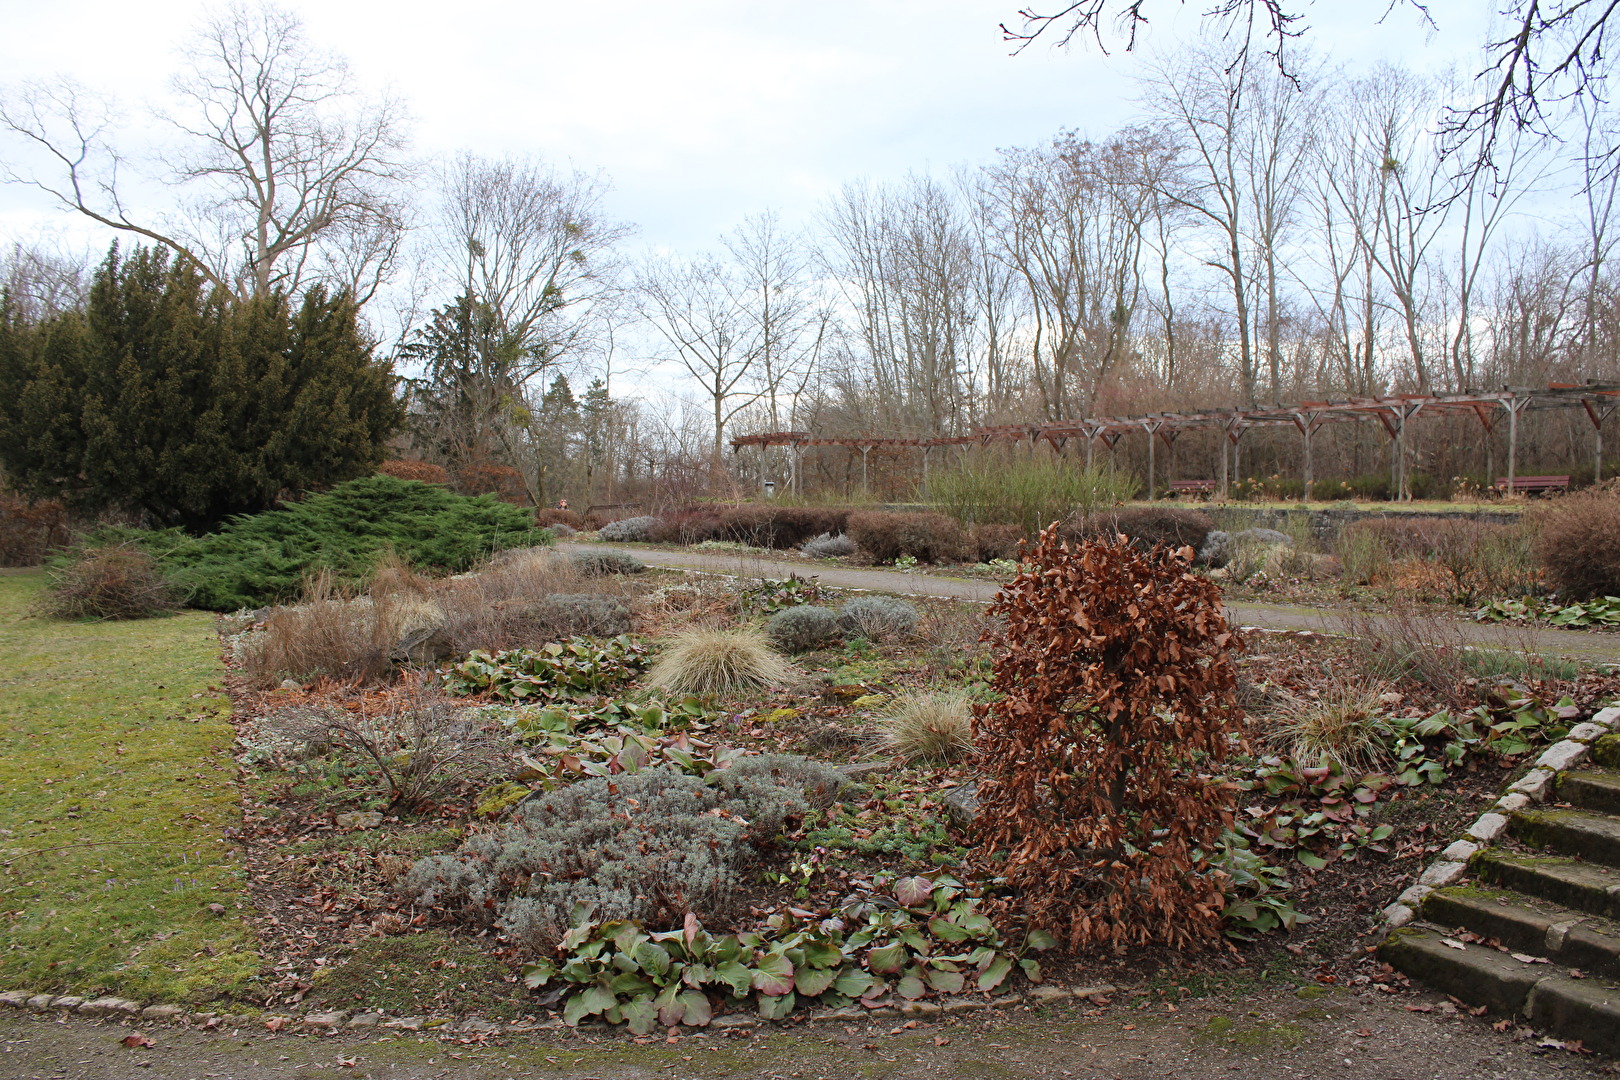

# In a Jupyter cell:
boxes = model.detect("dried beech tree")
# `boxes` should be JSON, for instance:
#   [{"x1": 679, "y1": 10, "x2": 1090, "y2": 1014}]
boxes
[{"x1": 972, "y1": 527, "x2": 1244, "y2": 949}]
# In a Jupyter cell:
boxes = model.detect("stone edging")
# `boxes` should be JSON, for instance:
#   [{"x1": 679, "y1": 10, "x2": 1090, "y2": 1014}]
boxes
[
  {"x1": 0, "y1": 982, "x2": 1118, "y2": 1037},
  {"x1": 1379, "y1": 705, "x2": 1620, "y2": 929}
]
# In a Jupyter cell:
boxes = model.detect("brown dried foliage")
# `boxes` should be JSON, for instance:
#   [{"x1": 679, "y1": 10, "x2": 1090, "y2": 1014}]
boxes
[
  {"x1": 376, "y1": 459, "x2": 450, "y2": 485},
  {"x1": 0, "y1": 493, "x2": 73, "y2": 567},
  {"x1": 847, "y1": 511, "x2": 968, "y2": 564},
  {"x1": 972, "y1": 528, "x2": 1244, "y2": 951},
  {"x1": 1534, "y1": 483, "x2": 1620, "y2": 599}
]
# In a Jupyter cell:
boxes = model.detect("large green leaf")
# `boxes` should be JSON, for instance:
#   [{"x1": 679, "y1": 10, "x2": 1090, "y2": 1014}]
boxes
[
  {"x1": 868, "y1": 941, "x2": 907, "y2": 975},
  {"x1": 833, "y1": 967, "x2": 875, "y2": 999},
  {"x1": 976, "y1": 954, "x2": 1014, "y2": 991},
  {"x1": 521, "y1": 960, "x2": 557, "y2": 989},
  {"x1": 896, "y1": 974, "x2": 927, "y2": 1000},
  {"x1": 678, "y1": 989, "x2": 713, "y2": 1027},
  {"x1": 925, "y1": 968, "x2": 965, "y2": 994},
  {"x1": 928, "y1": 917, "x2": 972, "y2": 943},
  {"x1": 714, "y1": 960, "x2": 754, "y2": 997},
  {"x1": 799, "y1": 939, "x2": 845, "y2": 969},
  {"x1": 1024, "y1": 928, "x2": 1059, "y2": 951},
  {"x1": 757, "y1": 991, "x2": 796, "y2": 1020},
  {"x1": 621, "y1": 998, "x2": 660, "y2": 1035},
  {"x1": 752, "y1": 952, "x2": 796, "y2": 996},
  {"x1": 794, "y1": 966, "x2": 840, "y2": 997},
  {"x1": 632, "y1": 940, "x2": 672, "y2": 978}
]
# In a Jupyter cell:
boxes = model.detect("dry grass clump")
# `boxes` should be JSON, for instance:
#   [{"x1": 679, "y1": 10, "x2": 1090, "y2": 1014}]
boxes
[
  {"x1": 873, "y1": 689, "x2": 974, "y2": 764},
  {"x1": 646, "y1": 626, "x2": 795, "y2": 693},
  {"x1": 35, "y1": 542, "x2": 184, "y2": 620},
  {"x1": 239, "y1": 569, "x2": 445, "y2": 686},
  {"x1": 1268, "y1": 678, "x2": 1392, "y2": 770}
]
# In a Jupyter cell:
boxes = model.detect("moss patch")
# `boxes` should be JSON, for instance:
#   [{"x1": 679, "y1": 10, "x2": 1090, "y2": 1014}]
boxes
[
  {"x1": 1197, "y1": 1014, "x2": 1310, "y2": 1048},
  {"x1": 0, "y1": 569, "x2": 257, "y2": 1001}
]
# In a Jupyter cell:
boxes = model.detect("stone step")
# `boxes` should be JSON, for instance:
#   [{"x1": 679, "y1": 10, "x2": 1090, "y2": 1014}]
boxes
[
  {"x1": 1421, "y1": 887, "x2": 1620, "y2": 980},
  {"x1": 1379, "y1": 926, "x2": 1620, "y2": 1056},
  {"x1": 1472, "y1": 849, "x2": 1620, "y2": 920},
  {"x1": 1559, "y1": 768, "x2": 1620, "y2": 816},
  {"x1": 1594, "y1": 734, "x2": 1620, "y2": 770},
  {"x1": 1378, "y1": 925, "x2": 1551, "y2": 1015},
  {"x1": 1510, "y1": 808, "x2": 1620, "y2": 867}
]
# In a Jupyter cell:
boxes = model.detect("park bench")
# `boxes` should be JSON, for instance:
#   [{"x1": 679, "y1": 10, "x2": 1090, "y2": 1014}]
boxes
[
  {"x1": 1493, "y1": 475, "x2": 1570, "y2": 495},
  {"x1": 1168, "y1": 479, "x2": 1216, "y2": 498}
]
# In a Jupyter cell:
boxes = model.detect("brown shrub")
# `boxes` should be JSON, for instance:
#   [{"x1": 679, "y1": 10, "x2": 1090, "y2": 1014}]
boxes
[
  {"x1": 1340, "y1": 516, "x2": 1538, "y2": 601},
  {"x1": 239, "y1": 570, "x2": 439, "y2": 686},
  {"x1": 1078, "y1": 507, "x2": 1214, "y2": 554},
  {"x1": 1534, "y1": 485, "x2": 1620, "y2": 599},
  {"x1": 35, "y1": 543, "x2": 184, "y2": 620},
  {"x1": 0, "y1": 494, "x2": 73, "y2": 567},
  {"x1": 532, "y1": 508, "x2": 583, "y2": 530},
  {"x1": 377, "y1": 459, "x2": 450, "y2": 485},
  {"x1": 847, "y1": 511, "x2": 968, "y2": 564},
  {"x1": 453, "y1": 462, "x2": 528, "y2": 503},
  {"x1": 973, "y1": 529, "x2": 1243, "y2": 950},
  {"x1": 968, "y1": 523, "x2": 1024, "y2": 562}
]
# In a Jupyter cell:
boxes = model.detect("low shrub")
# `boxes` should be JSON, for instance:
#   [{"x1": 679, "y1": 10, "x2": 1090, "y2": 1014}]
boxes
[
  {"x1": 445, "y1": 636, "x2": 650, "y2": 702},
  {"x1": 35, "y1": 542, "x2": 184, "y2": 620},
  {"x1": 99, "y1": 476, "x2": 551, "y2": 611},
  {"x1": 801, "y1": 532, "x2": 855, "y2": 558},
  {"x1": 926, "y1": 452, "x2": 1132, "y2": 534},
  {"x1": 847, "y1": 511, "x2": 968, "y2": 564},
  {"x1": 550, "y1": 523, "x2": 576, "y2": 539},
  {"x1": 526, "y1": 594, "x2": 631, "y2": 637},
  {"x1": 1535, "y1": 485, "x2": 1620, "y2": 599},
  {"x1": 766, "y1": 604, "x2": 842, "y2": 652},
  {"x1": 0, "y1": 493, "x2": 72, "y2": 567},
  {"x1": 533, "y1": 508, "x2": 584, "y2": 530},
  {"x1": 646, "y1": 627, "x2": 795, "y2": 693},
  {"x1": 271, "y1": 685, "x2": 507, "y2": 812},
  {"x1": 377, "y1": 459, "x2": 450, "y2": 485},
  {"x1": 968, "y1": 523, "x2": 1024, "y2": 563},
  {"x1": 1338, "y1": 516, "x2": 1538, "y2": 601},
  {"x1": 403, "y1": 763, "x2": 829, "y2": 950},
  {"x1": 1079, "y1": 507, "x2": 1214, "y2": 555},
  {"x1": 571, "y1": 549, "x2": 646, "y2": 576},
  {"x1": 649, "y1": 505, "x2": 853, "y2": 549},
  {"x1": 838, "y1": 596, "x2": 917, "y2": 641},
  {"x1": 598, "y1": 515, "x2": 657, "y2": 542},
  {"x1": 874, "y1": 689, "x2": 974, "y2": 764}
]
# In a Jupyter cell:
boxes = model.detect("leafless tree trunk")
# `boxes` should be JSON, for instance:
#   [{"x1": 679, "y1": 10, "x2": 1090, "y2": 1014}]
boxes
[{"x1": 0, "y1": 2, "x2": 413, "y2": 304}]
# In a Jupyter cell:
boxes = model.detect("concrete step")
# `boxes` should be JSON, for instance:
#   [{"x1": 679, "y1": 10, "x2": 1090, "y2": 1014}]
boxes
[
  {"x1": 1379, "y1": 926, "x2": 1620, "y2": 1056},
  {"x1": 1559, "y1": 768, "x2": 1620, "y2": 816},
  {"x1": 1471, "y1": 849, "x2": 1620, "y2": 920},
  {"x1": 1509, "y1": 808, "x2": 1620, "y2": 867},
  {"x1": 1422, "y1": 887, "x2": 1620, "y2": 980},
  {"x1": 1378, "y1": 925, "x2": 1550, "y2": 1014}
]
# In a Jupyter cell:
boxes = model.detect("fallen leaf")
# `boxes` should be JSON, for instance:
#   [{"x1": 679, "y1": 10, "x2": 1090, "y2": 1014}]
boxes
[
  {"x1": 1404, "y1": 1003, "x2": 1433, "y2": 1013},
  {"x1": 1509, "y1": 953, "x2": 1550, "y2": 964},
  {"x1": 336, "y1": 1058, "x2": 357, "y2": 1069},
  {"x1": 1353, "y1": 1028, "x2": 1371, "y2": 1037},
  {"x1": 1492, "y1": 1019, "x2": 1513, "y2": 1032},
  {"x1": 1442, "y1": 939, "x2": 1466, "y2": 951},
  {"x1": 121, "y1": 1034, "x2": 155, "y2": 1049},
  {"x1": 933, "y1": 1036, "x2": 950, "y2": 1046}
]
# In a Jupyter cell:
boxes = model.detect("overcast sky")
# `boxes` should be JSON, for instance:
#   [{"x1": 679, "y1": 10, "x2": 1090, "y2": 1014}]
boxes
[{"x1": 0, "y1": 0, "x2": 1500, "y2": 257}]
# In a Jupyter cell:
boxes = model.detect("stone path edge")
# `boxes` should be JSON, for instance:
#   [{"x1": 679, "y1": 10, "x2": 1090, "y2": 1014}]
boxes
[{"x1": 0, "y1": 981, "x2": 1120, "y2": 1037}]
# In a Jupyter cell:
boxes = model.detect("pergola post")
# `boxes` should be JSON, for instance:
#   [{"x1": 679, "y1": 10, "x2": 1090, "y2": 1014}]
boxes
[
  {"x1": 1143, "y1": 419, "x2": 1163, "y2": 500},
  {"x1": 792, "y1": 442, "x2": 802, "y2": 497},
  {"x1": 1507, "y1": 397, "x2": 1518, "y2": 491},
  {"x1": 1584, "y1": 397, "x2": 1616, "y2": 484},
  {"x1": 1293, "y1": 410, "x2": 1323, "y2": 502},
  {"x1": 921, "y1": 444, "x2": 931, "y2": 489},
  {"x1": 859, "y1": 445, "x2": 872, "y2": 492}
]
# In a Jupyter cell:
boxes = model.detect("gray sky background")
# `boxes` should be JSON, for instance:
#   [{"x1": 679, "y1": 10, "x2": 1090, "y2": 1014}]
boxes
[{"x1": 0, "y1": 0, "x2": 1500, "y2": 258}]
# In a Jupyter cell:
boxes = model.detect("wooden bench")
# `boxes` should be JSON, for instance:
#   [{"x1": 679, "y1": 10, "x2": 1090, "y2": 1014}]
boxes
[
  {"x1": 1493, "y1": 475, "x2": 1570, "y2": 495},
  {"x1": 1168, "y1": 479, "x2": 1216, "y2": 498}
]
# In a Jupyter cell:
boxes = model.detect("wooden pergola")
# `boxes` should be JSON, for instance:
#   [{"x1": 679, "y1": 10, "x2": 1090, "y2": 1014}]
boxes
[{"x1": 732, "y1": 382, "x2": 1620, "y2": 500}]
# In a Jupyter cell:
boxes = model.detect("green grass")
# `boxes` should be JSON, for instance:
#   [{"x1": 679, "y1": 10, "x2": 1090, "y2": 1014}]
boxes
[{"x1": 0, "y1": 569, "x2": 258, "y2": 1002}]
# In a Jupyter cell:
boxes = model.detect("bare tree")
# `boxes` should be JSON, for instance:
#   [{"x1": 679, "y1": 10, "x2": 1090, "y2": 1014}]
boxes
[
  {"x1": 0, "y1": 1, "x2": 412, "y2": 302},
  {"x1": 428, "y1": 152, "x2": 629, "y2": 375},
  {"x1": 635, "y1": 253, "x2": 769, "y2": 477},
  {"x1": 0, "y1": 239, "x2": 89, "y2": 319}
]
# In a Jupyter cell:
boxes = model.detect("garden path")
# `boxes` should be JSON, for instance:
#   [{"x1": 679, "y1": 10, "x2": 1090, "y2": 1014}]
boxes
[{"x1": 560, "y1": 544, "x2": 1620, "y2": 666}]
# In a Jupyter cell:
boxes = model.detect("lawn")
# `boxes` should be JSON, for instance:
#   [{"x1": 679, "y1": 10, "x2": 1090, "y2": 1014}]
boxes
[{"x1": 0, "y1": 569, "x2": 258, "y2": 1003}]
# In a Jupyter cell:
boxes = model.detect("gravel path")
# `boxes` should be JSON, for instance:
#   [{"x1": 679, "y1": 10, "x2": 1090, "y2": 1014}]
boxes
[
  {"x1": 561, "y1": 543, "x2": 1620, "y2": 665},
  {"x1": 2, "y1": 981, "x2": 1606, "y2": 1079}
]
